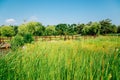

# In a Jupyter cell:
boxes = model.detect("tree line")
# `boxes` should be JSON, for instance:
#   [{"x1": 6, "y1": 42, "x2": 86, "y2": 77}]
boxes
[{"x1": 0, "y1": 19, "x2": 120, "y2": 37}]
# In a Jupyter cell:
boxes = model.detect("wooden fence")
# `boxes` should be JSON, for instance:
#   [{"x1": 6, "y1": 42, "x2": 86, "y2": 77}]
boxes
[
  {"x1": 0, "y1": 35, "x2": 99, "y2": 43},
  {"x1": 0, "y1": 35, "x2": 80, "y2": 43},
  {"x1": 34, "y1": 35, "x2": 80, "y2": 41},
  {"x1": 0, "y1": 35, "x2": 100, "y2": 43},
  {"x1": 0, "y1": 37, "x2": 12, "y2": 43},
  {"x1": 0, "y1": 36, "x2": 80, "y2": 50}
]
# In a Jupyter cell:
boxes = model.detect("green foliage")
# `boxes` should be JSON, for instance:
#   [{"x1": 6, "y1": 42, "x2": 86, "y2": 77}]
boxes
[
  {"x1": 18, "y1": 24, "x2": 27, "y2": 36},
  {"x1": 0, "y1": 25, "x2": 15, "y2": 37},
  {"x1": 44, "y1": 25, "x2": 56, "y2": 36},
  {"x1": 10, "y1": 35, "x2": 24, "y2": 50},
  {"x1": 110, "y1": 25, "x2": 117, "y2": 33},
  {"x1": 10, "y1": 33, "x2": 34, "y2": 50},
  {"x1": 11, "y1": 25, "x2": 18, "y2": 35},
  {"x1": 117, "y1": 25, "x2": 120, "y2": 33},
  {"x1": 1, "y1": 19, "x2": 119, "y2": 36},
  {"x1": 82, "y1": 22, "x2": 101, "y2": 35},
  {"x1": 82, "y1": 25, "x2": 90, "y2": 35},
  {"x1": 23, "y1": 33, "x2": 34, "y2": 43},
  {"x1": 55, "y1": 24, "x2": 68, "y2": 35},
  {"x1": 99, "y1": 19, "x2": 115, "y2": 34},
  {"x1": 68, "y1": 24, "x2": 77, "y2": 35},
  {"x1": 89, "y1": 22, "x2": 101, "y2": 35},
  {"x1": 75, "y1": 23, "x2": 85, "y2": 34},
  {"x1": 18, "y1": 21, "x2": 45, "y2": 36}
]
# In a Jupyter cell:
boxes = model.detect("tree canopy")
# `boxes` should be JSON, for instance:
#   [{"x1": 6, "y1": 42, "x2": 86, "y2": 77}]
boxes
[
  {"x1": 0, "y1": 25, "x2": 15, "y2": 37},
  {"x1": 0, "y1": 19, "x2": 119, "y2": 37},
  {"x1": 18, "y1": 21, "x2": 45, "y2": 36},
  {"x1": 44, "y1": 25, "x2": 56, "y2": 36}
]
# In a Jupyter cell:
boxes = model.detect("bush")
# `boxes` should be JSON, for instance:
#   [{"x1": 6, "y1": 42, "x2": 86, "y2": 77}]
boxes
[
  {"x1": 10, "y1": 34, "x2": 34, "y2": 51},
  {"x1": 1, "y1": 26, "x2": 15, "y2": 37},
  {"x1": 11, "y1": 35, "x2": 24, "y2": 50},
  {"x1": 23, "y1": 33, "x2": 34, "y2": 43}
]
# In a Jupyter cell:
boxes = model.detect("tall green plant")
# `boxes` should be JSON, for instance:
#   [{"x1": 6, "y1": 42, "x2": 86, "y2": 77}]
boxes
[
  {"x1": 23, "y1": 33, "x2": 34, "y2": 43},
  {"x1": 10, "y1": 35, "x2": 24, "y2": 50}
]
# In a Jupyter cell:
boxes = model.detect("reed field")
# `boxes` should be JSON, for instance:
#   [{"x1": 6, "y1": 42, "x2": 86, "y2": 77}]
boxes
[{"x1": 0, "y1": 36, "x2": 120, "y2": 80}]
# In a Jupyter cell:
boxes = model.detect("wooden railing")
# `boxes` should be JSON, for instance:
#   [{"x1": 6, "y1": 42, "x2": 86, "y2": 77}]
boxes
[
  {"x1": 34, "y1": 35, "x2": 79, "y2": 41},
  {"x1": 0, "y1": 35, "x2": 99, "y2": 43},
  {"x1": 0, "y1": 37, "x2": 12, "y2": 43}
]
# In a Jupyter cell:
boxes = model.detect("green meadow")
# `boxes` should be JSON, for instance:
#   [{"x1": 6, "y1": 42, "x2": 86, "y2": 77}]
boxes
[{"x1": 0, "y1": 36, "x2": 120, "y2": 80}]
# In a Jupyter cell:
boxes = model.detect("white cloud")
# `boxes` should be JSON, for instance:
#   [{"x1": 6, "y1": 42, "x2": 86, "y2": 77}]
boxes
[{"x1": 6, "y1": 18, "x2": 16, "y2": 24}]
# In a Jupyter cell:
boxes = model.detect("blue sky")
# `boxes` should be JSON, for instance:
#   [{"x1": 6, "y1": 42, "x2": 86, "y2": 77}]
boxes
[{"x1": 0, "y1": 0, "x2": 120, "y2": 26}]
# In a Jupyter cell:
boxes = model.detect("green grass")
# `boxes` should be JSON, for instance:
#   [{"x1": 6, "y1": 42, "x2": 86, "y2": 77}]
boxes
[{"x1": 0, "y1": 36, "x2": 120, "y2": 80}]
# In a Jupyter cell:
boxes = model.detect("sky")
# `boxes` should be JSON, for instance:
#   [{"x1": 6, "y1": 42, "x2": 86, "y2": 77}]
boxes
[{"x1": 0, "y1": 0, "x2": 120, "y2": 26}]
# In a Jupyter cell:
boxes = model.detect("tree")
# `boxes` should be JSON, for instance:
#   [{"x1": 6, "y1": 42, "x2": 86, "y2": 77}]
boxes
[
  {"x1": 33, "y1": 23, "x2": 45, "y2": 36},
  {"x1": 55, "y1": 24, "x2": 68, "y2": 35},
  {"x1": 75, "y1": 23, "x2": 85, "y2": 34},
  {"x1": 18, "y1": 24, "x2": 27, "y2": 36},
  {"x1": 82, "y1": 25, "x2": 90, "y2": 35},
  {"x1": 99, "y1": 19, "x2": 112, "y2": 34},
  {"x1": 81, "y1": 22, "x2": 101, "y2": 35},
  {"x1": 110, "y1": 25, "x2": 117, "y2": 33},
  {"x1": 87, "y1": 21, "x2": 92, "y2": 26},
  {"x1": 68, "y1": 24, "x2": 77, "y2": 35},
  {"x1": 1, "y1": 25, "x2": 15, "y2": 37},
  {"x1": 89, "y1": 22, "x2": 101, "y2": 35},
  {"x1": 44, "y1": 25, "x2": 56, "y2": 36},
  {"x1": 11, "y1": 25, "x2": 18, "y2": 36},
  {"x1": 117, "y1": 25, "x2": 120, "y2": 33},
  {"x1": 18, "y1": 21, "x2": 45, "y2": 36}
]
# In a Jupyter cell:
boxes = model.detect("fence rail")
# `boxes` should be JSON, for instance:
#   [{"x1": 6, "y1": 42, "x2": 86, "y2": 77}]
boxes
[
  {"x1": 0, "y1": 37, "x2": 12, "y2": 43},
  {"x1": 0, "y1": 35, "x2": 99, "y2": 43},
  {"x1": 0, "y1": 35, "x2": 80, "y2": 43},
  {"x1": 34, "y1": 35, "x2": 80, "y2": 41}
]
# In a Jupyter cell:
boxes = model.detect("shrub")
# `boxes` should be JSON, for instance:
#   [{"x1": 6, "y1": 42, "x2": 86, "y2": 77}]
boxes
[
  {"x1": 11, "y1": 35, "x2": 24, "y2": 50},
  {"x1": 10, "y1": 34, "x2": 34, "y2": 51},
  {"x1": 23, "y1": 33, "x2": 34, "y2": 43},
  {"x1": 1, "y1": 26, "x2": 15, "y2": 37}
]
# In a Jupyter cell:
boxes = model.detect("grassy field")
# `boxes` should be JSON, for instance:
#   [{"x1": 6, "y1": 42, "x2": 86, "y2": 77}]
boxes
[{"x1": 0, "y1": 36, "x2": 120, "y2": 80}]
